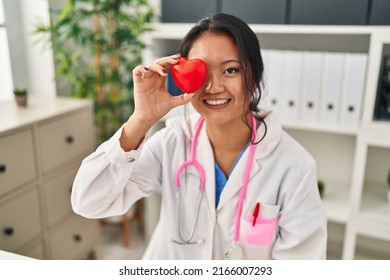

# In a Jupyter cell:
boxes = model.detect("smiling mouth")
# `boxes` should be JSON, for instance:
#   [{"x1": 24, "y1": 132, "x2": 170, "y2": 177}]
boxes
[{"x1": 204, "y1": 99, "x2": 231, "y2": 106}]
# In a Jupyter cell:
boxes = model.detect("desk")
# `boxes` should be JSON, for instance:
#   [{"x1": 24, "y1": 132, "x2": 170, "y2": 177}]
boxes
[{"x1": 0, "y1": 250, "x2": 35, "y2": 260}]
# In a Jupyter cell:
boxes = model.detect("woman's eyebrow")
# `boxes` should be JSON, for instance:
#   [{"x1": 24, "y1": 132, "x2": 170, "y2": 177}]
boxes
[{"x1": 221, "y1": 59, "x2": 240, "y2": 65}]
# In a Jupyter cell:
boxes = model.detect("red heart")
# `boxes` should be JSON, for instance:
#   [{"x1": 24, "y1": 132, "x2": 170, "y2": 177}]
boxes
[{"x1": 171, "y1": 58, "x2": 208, "y2": 93}]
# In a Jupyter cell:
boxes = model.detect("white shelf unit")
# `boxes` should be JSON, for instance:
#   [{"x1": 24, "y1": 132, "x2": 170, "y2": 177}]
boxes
[{"x1": 142, "y1": 23, "x2": 390, "y2": 259}]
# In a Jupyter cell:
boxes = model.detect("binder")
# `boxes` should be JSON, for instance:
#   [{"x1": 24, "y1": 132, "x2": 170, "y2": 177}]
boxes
[
  {"x1": 319, "y1": 52, "x2": 345, "y2": 125},
  {"x1": 263, "y1": 49, "x2": 284, "y2": 115},
  {"x1": 300, "y1": 51, "x2": 323, "y2": 123},
  {"x1": 261, "y1": 49, "x2": 272, "y2": 110},
  {"x1": 340, "y1": 53, "x2": 368, "y2": 128},
  {"x1": 280, "y1": 50, "x2": 303, "y2": 121}
]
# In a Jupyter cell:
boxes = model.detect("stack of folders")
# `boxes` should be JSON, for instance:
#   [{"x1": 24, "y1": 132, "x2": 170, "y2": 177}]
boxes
[{"x1": 262, "y1": 49, "x2": 368, "y2": 129}]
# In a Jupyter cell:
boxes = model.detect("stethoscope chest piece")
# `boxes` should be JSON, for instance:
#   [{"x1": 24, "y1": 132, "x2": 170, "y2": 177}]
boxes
[{"x1": 225, "y1": 243, "x2": 244, "y2": 260}]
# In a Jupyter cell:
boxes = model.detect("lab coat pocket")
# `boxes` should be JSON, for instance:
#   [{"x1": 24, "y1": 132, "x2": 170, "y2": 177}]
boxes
[{"x1": 242, "y1": 203, "x2": 280, "y2": 246}]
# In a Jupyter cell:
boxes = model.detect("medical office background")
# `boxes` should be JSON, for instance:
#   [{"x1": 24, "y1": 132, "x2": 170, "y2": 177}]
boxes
[{"x1": 1, "y1": 0, "x2": 390, "y2": 260}]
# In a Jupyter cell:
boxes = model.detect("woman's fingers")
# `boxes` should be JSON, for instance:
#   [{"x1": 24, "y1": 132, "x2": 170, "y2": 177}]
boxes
[
  {"x1": 133, "y1": 54, "x2": 181, "y2": 79},
  {"x1": 154, "y1": 53, "x2": 181, "y2": 67},
  {"x1": 143, "y1": 63, "x2": 169, "y2": 77},
  {"x1": 171, "y1": 92, "x2": 195, "y2": 107},
  {"x1": 132, "y1": 65, "x2": 150, "y2": 79}
]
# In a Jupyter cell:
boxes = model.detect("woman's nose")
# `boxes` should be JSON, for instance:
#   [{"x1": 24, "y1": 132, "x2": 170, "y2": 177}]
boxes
[{"x1": 204, "y1": 74, "x2": 223, "y2": 94}]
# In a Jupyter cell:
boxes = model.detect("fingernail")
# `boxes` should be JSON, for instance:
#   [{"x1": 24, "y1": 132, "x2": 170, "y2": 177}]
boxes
[
  {"x1": 171, "y1": 53, "x2": 180, "y2": 59},
  {"x1": 162, "y1": 68, "x2": 168, "y2": 74},
  {"x1": 144, "y1": 66, "x2": 150, "y2": 71}
]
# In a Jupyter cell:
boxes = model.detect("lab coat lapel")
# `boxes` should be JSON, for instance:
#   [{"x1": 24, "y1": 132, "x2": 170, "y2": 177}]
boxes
[
  {"x1": 216, "y1": 111, "x2": 283, "y2": 211},
  {"x1": 216, "y1": 147, "x2": 261, "y2": 211}
]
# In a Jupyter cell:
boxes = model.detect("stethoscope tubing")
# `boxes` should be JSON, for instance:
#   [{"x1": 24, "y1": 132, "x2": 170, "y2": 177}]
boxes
[
  {"x1": 172, "y1": 189, "x2": 204, "y2": 245},
  {"x1": 175, "y1": 117, "x2": 205, "y2": 191},
  {"x1": 173, "y1": 115, "x2": 257, "y2": 248},
  {"x1": 173, "y1": 117, "x2": 206, "y2": 244},
  {"x1": 233, "y1": 115, "x2": 257, "y2": 242}
]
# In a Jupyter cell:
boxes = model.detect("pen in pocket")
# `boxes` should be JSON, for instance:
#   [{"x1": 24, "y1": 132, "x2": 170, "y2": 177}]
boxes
[{"x1": 252, "y1": 202, "x2": 260, "y2": 226}]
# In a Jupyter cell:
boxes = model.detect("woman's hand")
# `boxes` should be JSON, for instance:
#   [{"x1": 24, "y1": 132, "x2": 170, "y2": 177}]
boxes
[
  {"x1": 119, "y1": 54, "x2": 195, "y2": 151},
  {"x1": 131, "y1": 54, "x2": 194, "y2": 124}
]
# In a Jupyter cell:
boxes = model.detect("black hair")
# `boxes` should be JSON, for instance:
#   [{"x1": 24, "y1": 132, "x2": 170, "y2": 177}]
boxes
[{"x1": 178, "y1": 13, "x2": 267, "y2": 144}]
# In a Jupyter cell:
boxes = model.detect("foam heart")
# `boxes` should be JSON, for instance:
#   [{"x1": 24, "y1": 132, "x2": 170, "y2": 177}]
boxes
[{"x1": 171, "y1": 58, "x2": 208, "y2": 93}]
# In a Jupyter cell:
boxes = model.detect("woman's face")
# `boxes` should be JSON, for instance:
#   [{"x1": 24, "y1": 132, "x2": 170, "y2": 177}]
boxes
[{"x1": 188, "y1": 32, "x2": 247, "y2": 126}]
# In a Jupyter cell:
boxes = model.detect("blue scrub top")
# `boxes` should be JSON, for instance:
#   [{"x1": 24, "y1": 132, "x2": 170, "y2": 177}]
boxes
[{"x1": 214, "y1": 144, "x2": 249, "y2": 207}]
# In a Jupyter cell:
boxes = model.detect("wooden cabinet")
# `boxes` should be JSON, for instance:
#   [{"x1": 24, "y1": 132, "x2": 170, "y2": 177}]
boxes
[{"x1": 0, "y1": 97, "x2": 100, "y2": 259}]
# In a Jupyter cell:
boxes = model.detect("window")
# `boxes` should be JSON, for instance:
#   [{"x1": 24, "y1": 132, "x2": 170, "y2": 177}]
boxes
[{"x1": 0, "y1": 0, "x2": 14, "y2": 102}]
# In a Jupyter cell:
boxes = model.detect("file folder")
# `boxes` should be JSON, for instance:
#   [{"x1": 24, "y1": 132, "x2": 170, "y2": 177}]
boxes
[
  {"x1": 280, "y1": 50, "x2": 303, "y2": 121},
  {"x1": 340, "y1": 53, "x2": 368, "y2": 128},
  {"x1": 263, "y1": 49, "x2": 284, "y2": 115},
  {"x1": 261, "y1": 49, "x2": 271, "y2": 110},
  {"x1": 300, "y1": 51, "x2": 323, "y2": 123},
  {"x1": 319, "y1": 52, "x2": 345, "y2": 125}
]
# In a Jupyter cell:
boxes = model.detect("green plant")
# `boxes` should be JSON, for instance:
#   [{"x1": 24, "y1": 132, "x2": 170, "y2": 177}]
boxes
[
  {"x1": 35, "y1": 0, "x2": 154, "y2": 144},
  {"x1": 317, "y1": 180, "x2": 325, "y2": 198},
  {"x1": 387, "y1": 169, "x2": 390, "y2": 189},
  {"x1": 13, "y1": 87, "x2": 27, "y2": 96}
]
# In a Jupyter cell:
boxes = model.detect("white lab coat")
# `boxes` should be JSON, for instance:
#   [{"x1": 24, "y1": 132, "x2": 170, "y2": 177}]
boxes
[{"x1": 71, "y1": 110, "x2": 327, "y2": 259}]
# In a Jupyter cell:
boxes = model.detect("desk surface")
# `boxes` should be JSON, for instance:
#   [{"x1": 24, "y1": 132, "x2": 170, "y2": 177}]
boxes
[{"x1": 0, "y1": 250, "x2": 35, "y2": 260}]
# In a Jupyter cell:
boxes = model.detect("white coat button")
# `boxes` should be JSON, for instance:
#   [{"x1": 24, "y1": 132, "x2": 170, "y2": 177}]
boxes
[{"x1": 127, "y1": 158, "x2": 135, "y2": 162}]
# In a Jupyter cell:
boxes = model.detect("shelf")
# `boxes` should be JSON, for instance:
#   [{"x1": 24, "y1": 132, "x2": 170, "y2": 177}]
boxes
[
  {"x1": 361, "y1": 144, "x2": 390, "y2": 225},
  {"x1": 149, "y1": 23, "x2": 390, "y2": 37},
  {"x1": 282, "y1": 120, "x2": 358, "y2": 136},
  {"x1": 144, "y1": 23, "x2": 378, "y2": 60},
  {"x1": 283, "y1": 129, "x2": 356, "y2": 188},
  {"x1": 360, "y1": 183, "x2": 390, "y2": 223},
  {"x1": 0, "y1": 97, "x2": 93, "y2": 134},
  {"x1": 354, "y1": 234, "x2": 390, "y2": 259},
  {"x1": 322, "y1": 183, "x2": 350, "y2": 223},
  {"x1": 360, "y1": 127, "x2": 390, "y2": 148},
  {"x1": 326, "y1": 222, "x2": 345, "y2": 260}
]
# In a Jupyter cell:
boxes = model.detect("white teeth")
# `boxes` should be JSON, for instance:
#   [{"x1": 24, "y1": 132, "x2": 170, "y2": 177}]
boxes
[{"x1": 205, "y1": 99, "x2": 229, "y2": 106}]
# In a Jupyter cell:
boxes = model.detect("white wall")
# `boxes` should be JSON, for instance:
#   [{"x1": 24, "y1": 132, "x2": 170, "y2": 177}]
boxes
[
  {"x1": 6, "y1": 0, "x2": 162, "y2": 100},
  {"x1": 4, "y1": 0, "x2": 56, "y2": 99},
  {"x1": 20, "y1": 0, "x2": 56, "y2": 97}
]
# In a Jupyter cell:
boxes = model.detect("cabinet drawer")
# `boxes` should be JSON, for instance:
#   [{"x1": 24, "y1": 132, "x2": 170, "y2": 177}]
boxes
[
  {"x1": 26, "y1": 242, "x2": 45, "y2": 259},
  {"x1": 0, "y1": 129, "x2": 36, "y2": 196},
  {"x1": 44, "y1": 164, "x2": 80, "y2": 227},
  {"x1": 49, "y1": 215, "x2": 99, "y2": 259},
  {"x1": 38, "y1": 110, "x2": 93, "y2": 173},
  {"x1": 18, "y1": 242, "x2": 45, "y2": 260},
  {"x1": 0, "y1": 188, "x2": 42, "y2": 251}
]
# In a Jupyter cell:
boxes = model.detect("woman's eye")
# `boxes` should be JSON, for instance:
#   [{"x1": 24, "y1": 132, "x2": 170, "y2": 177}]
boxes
[{"x1": 224, "y1": 67, "x2": 240, "y2": 74}]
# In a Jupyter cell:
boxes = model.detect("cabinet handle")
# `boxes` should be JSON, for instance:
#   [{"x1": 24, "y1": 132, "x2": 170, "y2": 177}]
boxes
[
  {"x1": 73, "y1": 234, "x2": 82, "y2": 242},
  {"x1": 4, "y1": 227, "x2": 14, "y2": 236},
  {"x1": 0, "y1": 164, "x2": 6, "y2": 173},
  {"x1": 65, "y1": 135, "x2": 74, "y2": 144}
]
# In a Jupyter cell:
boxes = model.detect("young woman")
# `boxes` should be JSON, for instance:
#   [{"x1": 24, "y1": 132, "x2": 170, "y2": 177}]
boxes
[{"x1": 71, "y1": 13, "x2": 327, "y2": 259}]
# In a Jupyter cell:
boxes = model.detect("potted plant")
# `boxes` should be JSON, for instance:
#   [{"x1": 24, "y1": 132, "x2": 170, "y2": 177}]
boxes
[
  {"x1": 387, "y1": 169, "x2": 390, "y2": 202},
  {"x1": 34, "y1": 0, "x2": 154, "y2": 145},
  {"x1": 13, "y1": 87, "x2": 28, "y2": 107},
  {"x1": 318, "y1": 179, "x2": 325, "y2": 199}
]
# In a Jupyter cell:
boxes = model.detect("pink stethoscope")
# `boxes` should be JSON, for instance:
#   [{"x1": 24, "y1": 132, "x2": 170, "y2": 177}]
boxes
[{"x1": 171, "y1": 114, "x2": 257, "y2": 260}]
